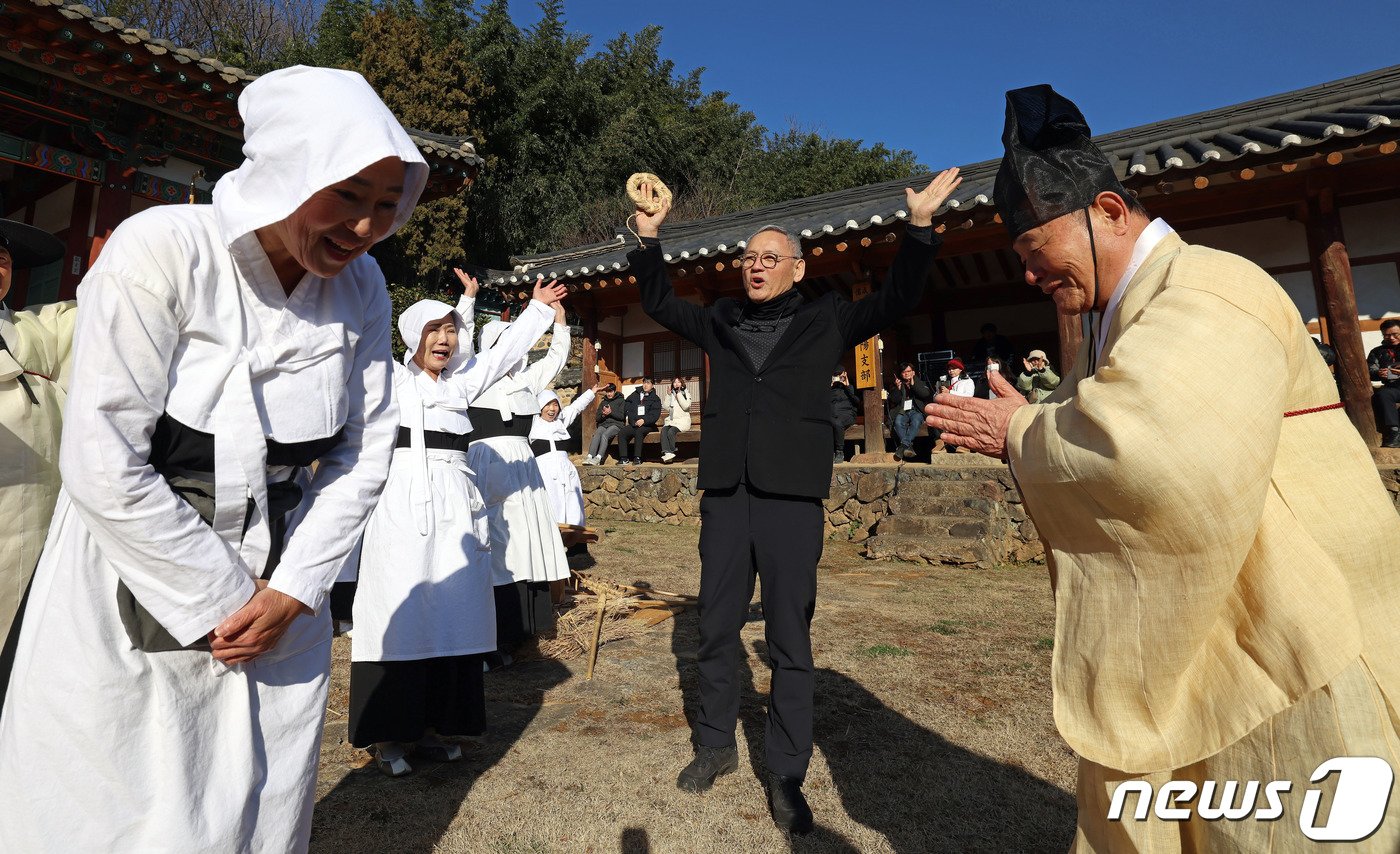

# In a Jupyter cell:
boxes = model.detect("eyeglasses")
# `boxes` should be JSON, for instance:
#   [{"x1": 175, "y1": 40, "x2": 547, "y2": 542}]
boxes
[{"x1": 740, "y1": 252, "x2": 801, "y2": 270}]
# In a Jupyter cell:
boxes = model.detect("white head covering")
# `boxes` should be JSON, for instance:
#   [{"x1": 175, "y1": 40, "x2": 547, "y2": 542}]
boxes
[
  {"x1": 398, "y1": 299, "x2": 468, "y2": 373},
  {"x1": 537, "y1": 389, "x2": 560, "y2": 413},
  {"x1": 212, "y1": 65, "x2": 429, "y2": 248}
]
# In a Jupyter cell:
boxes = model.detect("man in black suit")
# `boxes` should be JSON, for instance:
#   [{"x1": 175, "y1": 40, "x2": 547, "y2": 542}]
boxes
[{"x1": 629, "y1": 168, "x2": 961, "y2": 834}]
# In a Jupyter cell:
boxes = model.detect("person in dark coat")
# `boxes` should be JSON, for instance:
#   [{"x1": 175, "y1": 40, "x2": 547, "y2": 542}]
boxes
[
  {"x1": 888, "y1": 361, "x2": 933, "y2": 459},
  {"x1": 829, "y1": 369, "x2": 861, "y2": 462},
  {"x1": 628, "y1": 168, "x2": 961, "y2": 834},
  {"x1": 616, "y1": 377, "x2": 662, "y2": 464},
  {"x1": 1369, "y1": 318, "x2": 1400, "y2": 447}
]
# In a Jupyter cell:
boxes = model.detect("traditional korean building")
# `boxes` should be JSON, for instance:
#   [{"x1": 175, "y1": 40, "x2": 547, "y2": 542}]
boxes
[
  {"x1": 487, "y1": 64, "x2": 1400, "y2": 451},
  {"x1": 0, "y1": 0, "x2": 481, "y2": 306}
]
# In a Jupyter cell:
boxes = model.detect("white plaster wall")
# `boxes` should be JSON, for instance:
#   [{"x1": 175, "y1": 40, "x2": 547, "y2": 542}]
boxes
[
  {"x1": 140, "y1": 156, "x2": 209, "y2": 188},
  {"x1": 1179, "y1": 217, "x2": 1309, "y2": 268},
  {"x1": 598, "y1": 315, "x2": 622, "y2": 335},
  {"x1": 31, "y1": 181, "x2": 75, "y2": 235},
  {"x1": 1340, "y1": 199, "x2": 1400, "y2": 257}
]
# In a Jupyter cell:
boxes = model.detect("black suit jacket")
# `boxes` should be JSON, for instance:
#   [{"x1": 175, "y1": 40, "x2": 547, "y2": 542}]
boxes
[
  {"x1": 623, "y1": 388, "x2": 662, "y2": 425},
  {"x1": 632, "y1": 231, "x2": 940, "y2": 498}
]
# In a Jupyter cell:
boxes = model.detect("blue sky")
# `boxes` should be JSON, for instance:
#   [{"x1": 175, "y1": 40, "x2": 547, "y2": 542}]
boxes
[{"x1": 513, "y1": 0, "x2": 1400, "y2": 170}]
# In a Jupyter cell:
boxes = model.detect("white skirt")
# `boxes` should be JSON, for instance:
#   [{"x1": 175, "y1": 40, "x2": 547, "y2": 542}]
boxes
[
  {"x1": 536, "y1": 449, "x2": 586, "y2": 527},
  {"x1": 465, "y1": 435, "x2": 569, "y2": 585},
  {"x1": 0, "y1": 491, "x2": 330, "y2": 853},
  {"x1": 352, "y1": 448, "x2": 495, "y2": 662}
]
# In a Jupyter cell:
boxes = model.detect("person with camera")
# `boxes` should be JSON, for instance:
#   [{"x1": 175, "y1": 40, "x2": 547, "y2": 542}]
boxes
[
  {"x1": 1014, "y1": 348, "x2": 1061, "y2": 403},
  {"x1": 829, "y1": 369, "x2": 860, "y2": 463},
  {"x1": 583, "y1": 383, "x2": 623, "y2": 464},
  {"x1": 1369, "y1": 318, "x2": 1400, "y2": 448},
  {"x1": 660, "y1": 377, "x2": 692, "y2": 463},
  {"x1": 616, "y1": 377, "x2": 662, "y2": 465},
  {"x1": 889, "y1": 361, "x2": 932, "y2": 460}
]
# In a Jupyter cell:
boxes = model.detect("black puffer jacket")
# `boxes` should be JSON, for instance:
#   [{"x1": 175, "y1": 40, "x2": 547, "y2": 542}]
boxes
[
  {"x1": 830, "y1": 382, "x2": 861, "y2": 421},
  {"x1": 595, "y1": 394, "x2": 626, "y2": 427}
]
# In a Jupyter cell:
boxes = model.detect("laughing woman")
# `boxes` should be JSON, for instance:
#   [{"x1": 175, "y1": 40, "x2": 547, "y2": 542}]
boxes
[
  {"x1": 350, "y1": 275, "x2": 565, "y2": 777},
  {"x1": 0, "y1": 67, "x2": 421, "y2": 851}
]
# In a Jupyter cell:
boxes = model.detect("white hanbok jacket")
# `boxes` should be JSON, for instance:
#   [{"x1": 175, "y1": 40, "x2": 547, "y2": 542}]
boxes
[
  {"x1": 530, "y1": 387, "x2": 595, "y2": 527},
  {"x1": 0, "y1": 66, "x2": 424, "y2": 853},
  {"x1": 467, "y1": 320, "x2": 572, "y2": 585},
  {"x1": 352, "y1": 297, "x2": 554, "y2": 663}
]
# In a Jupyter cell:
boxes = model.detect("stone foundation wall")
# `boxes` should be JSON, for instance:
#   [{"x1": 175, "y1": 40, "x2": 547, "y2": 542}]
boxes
[{"x1": 581, "y1": 461, "x2": 1042, "y2": 558}]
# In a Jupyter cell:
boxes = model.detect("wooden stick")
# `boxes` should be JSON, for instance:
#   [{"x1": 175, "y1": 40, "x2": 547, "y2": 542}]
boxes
[{"x1": 586, "y1": 587, "x2": 607, "y2": 680}]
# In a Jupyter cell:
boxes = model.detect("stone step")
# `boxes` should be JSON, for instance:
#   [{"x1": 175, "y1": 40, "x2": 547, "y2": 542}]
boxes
[
  {"x1": 875, "y1": 515, "x2": 991, "y2": 539},
  {"x1": 887, "y1": 495, "x2": 996, "y2": 518},
  {"x1": 864, "y1": 533, "x2": 996, "y2": 567},
  {"x1": 893, "y1": 478, "x2": 1005, "y2": 499}
]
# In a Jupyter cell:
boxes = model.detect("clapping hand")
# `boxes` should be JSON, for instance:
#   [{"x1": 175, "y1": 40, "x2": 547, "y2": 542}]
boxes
[
  {"x1": 905, "y1": 168, "x2": 962, "y2": 228},
  {"x1": 451, "y1": 267, "x2": 480, "y2": 298},
  {"x1": 924, "y1": 369, "x2": 1027, "y2": 460}
]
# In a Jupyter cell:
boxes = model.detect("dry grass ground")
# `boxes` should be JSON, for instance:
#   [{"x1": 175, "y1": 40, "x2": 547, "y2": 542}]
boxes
[{"x1": 311, "y1": 522, "x2": 1077, "y2": 853}]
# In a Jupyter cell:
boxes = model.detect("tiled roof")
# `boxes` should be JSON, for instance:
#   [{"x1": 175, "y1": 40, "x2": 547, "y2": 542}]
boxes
[
  {"x1": 21, "y1": 0, "x2": 482, "y2": 168},
  {"x1": 490, "y1": 64, "x2": 1400, "y2": 287}
]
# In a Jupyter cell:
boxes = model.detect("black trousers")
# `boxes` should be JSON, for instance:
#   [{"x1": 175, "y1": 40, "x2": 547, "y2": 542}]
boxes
[
  {"x1": 617, "y1": 422, "x2": 655, "y2": 459},
  {"x1": 1375, "y1": 385, "x2": 1400, "y2": 429},
  {"x1": 831, "y1": 413, "x2": 855, "y2": 454},
  {"x1": 348, "y1": 654, "x2": 486, "y2": 747},
  {"x1": 695, "y1": 481, "x2": 823, "y2": 778}
]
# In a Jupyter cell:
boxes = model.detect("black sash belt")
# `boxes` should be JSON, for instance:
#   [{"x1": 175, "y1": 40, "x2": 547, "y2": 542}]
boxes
[
  {"x1": 466, "y1": 407, "x2": 532, "y2": 442},
  {"x1": 396, "y1": 426, "x2": 471, "y2": 451},
  {"x1": 530, "y1": 438, "x2": 560, "y2": 457}
]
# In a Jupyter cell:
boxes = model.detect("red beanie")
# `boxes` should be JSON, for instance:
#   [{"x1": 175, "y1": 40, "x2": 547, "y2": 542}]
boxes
[{"x1": 947, "y1": 359, "x2": 965, "y2": 371}]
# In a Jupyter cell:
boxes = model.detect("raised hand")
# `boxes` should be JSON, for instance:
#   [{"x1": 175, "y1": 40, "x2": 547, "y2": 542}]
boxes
[
  {"x1": 924, "y1": 369, "x2": 1026, "y2": 460},
  {"x1": 531, "y1": 276, "x2": 568, "y2": 307},
  {"x1": 452, "y1": 267, "x2": 480, "y2": 298},
  {"x1": 634, "y1": 181, "x2": 671, "y2": 238},
  {"x1": 905, "y1": 167, "x2": 962, "y2": 228}
]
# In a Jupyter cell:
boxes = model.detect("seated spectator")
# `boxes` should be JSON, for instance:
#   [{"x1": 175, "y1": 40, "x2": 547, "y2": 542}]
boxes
[
  {"x1": 660, "y1": 377, "x2": 692, "y2": 463},
  {"x1": 1313, "y1": 337, "x2": 1337, "y2": 369},
  {"x1": 616, "y1": 377, "x2": 662, "y2": 464},
  {"x1": 582, "y1": 383, "x2": 622, "y2": 464},
  {"x1": 934, "y1": 359, "x2": 975, "y2": 453},
  {"x1": 888, "y1": 361, "x2": 932, "y2": 460},
  {"x1": 973, "y1": 322, "x2": 1015, "y2": 366},
  {"x1": 830, "y1": 369, "x2": 860, "y2": 463},
  {"x1": 1369, "y1": 319, "x2": 1400, "y2": 448},
  {"x1": 1015, "y1": 349, "x2": 1061, "y2": 403}
]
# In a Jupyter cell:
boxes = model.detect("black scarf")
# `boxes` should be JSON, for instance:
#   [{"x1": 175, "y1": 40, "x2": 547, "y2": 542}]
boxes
[{"x1": 733, "y1": 289, "x2": 803, "y2": 371}]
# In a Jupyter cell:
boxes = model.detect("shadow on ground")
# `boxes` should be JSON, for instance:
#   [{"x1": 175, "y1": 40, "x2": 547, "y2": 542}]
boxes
[
  {"x1": 310, "y1": 656, "x2": 572, "y2": 853},
  {"x1": 670, "y1": 607, "x2": 1076, "y2": 853}
]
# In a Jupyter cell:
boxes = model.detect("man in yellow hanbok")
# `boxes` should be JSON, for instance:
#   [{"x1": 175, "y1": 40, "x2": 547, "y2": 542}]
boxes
[
  {"x1": 0, "y1": 219, "x2": 73, "y2": 708},
  {"x1": 928, "y1": 86, "x2": 1400, "y2": 851}
]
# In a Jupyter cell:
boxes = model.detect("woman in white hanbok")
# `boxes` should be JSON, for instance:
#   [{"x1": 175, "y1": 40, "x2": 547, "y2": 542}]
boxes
[
  {"x1": 467, "y1": 316, "x2": 571, "y2": 659},
  {"x1": 350, "y1": 279, "x2": 564, "y2": 776},
  {"x1": 0, "y1": 67, "x2": 423, "y2": 853},
  {"x1": 530, "y1": 386, "x2": 595, "y2": 527}
]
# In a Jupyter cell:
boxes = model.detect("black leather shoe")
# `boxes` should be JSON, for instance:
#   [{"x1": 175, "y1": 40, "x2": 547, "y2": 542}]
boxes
[
  {"x1": 766, "y1": 771, "x2": 814, "y2": 835},
  {"x1": 676, "y1": 745, "x2": 738, "y2": 792}
]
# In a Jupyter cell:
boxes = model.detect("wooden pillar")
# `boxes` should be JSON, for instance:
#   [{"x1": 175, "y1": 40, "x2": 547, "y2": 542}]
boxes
[
  {"x1": 1305, "y1": 191, "x2": 1378, "y2": 445},
  {"x1": 88, "y1": 163, "x2": 135, "y2": 265},
  {"x1": 1057, "y1": 310, "x2": 1083, "y2": 378},
  {"x1": 579, "y1": 300, "x2": 599, "y2": 454}
]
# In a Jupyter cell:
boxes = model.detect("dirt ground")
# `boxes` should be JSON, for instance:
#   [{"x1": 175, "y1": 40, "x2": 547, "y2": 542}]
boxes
[{"x1": 311, "y1": 522, "x2": 1078, "y2": 853}]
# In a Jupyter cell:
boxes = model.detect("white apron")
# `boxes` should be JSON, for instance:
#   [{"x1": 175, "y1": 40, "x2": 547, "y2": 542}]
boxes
[{"x1": 529, "y1": 387, "x2": 594, "y2": 528}]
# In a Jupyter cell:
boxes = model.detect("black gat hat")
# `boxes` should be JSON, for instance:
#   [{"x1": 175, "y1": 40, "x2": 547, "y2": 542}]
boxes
[
  {"x1": 993, "y1": 85, "x2": 1129, "y2": 239},
  {"x1": 0, "y1": 219, "x2": 64, "y2": 269}
]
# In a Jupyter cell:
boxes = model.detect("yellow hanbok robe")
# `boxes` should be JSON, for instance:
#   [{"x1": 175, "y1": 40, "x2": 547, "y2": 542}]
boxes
[
  {"x1": 1006, "y1": 233, "x2": 1400, "y2": 851},
  {"x1": 0, "y1": 300, "x2": 76, "y2": 646}
]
